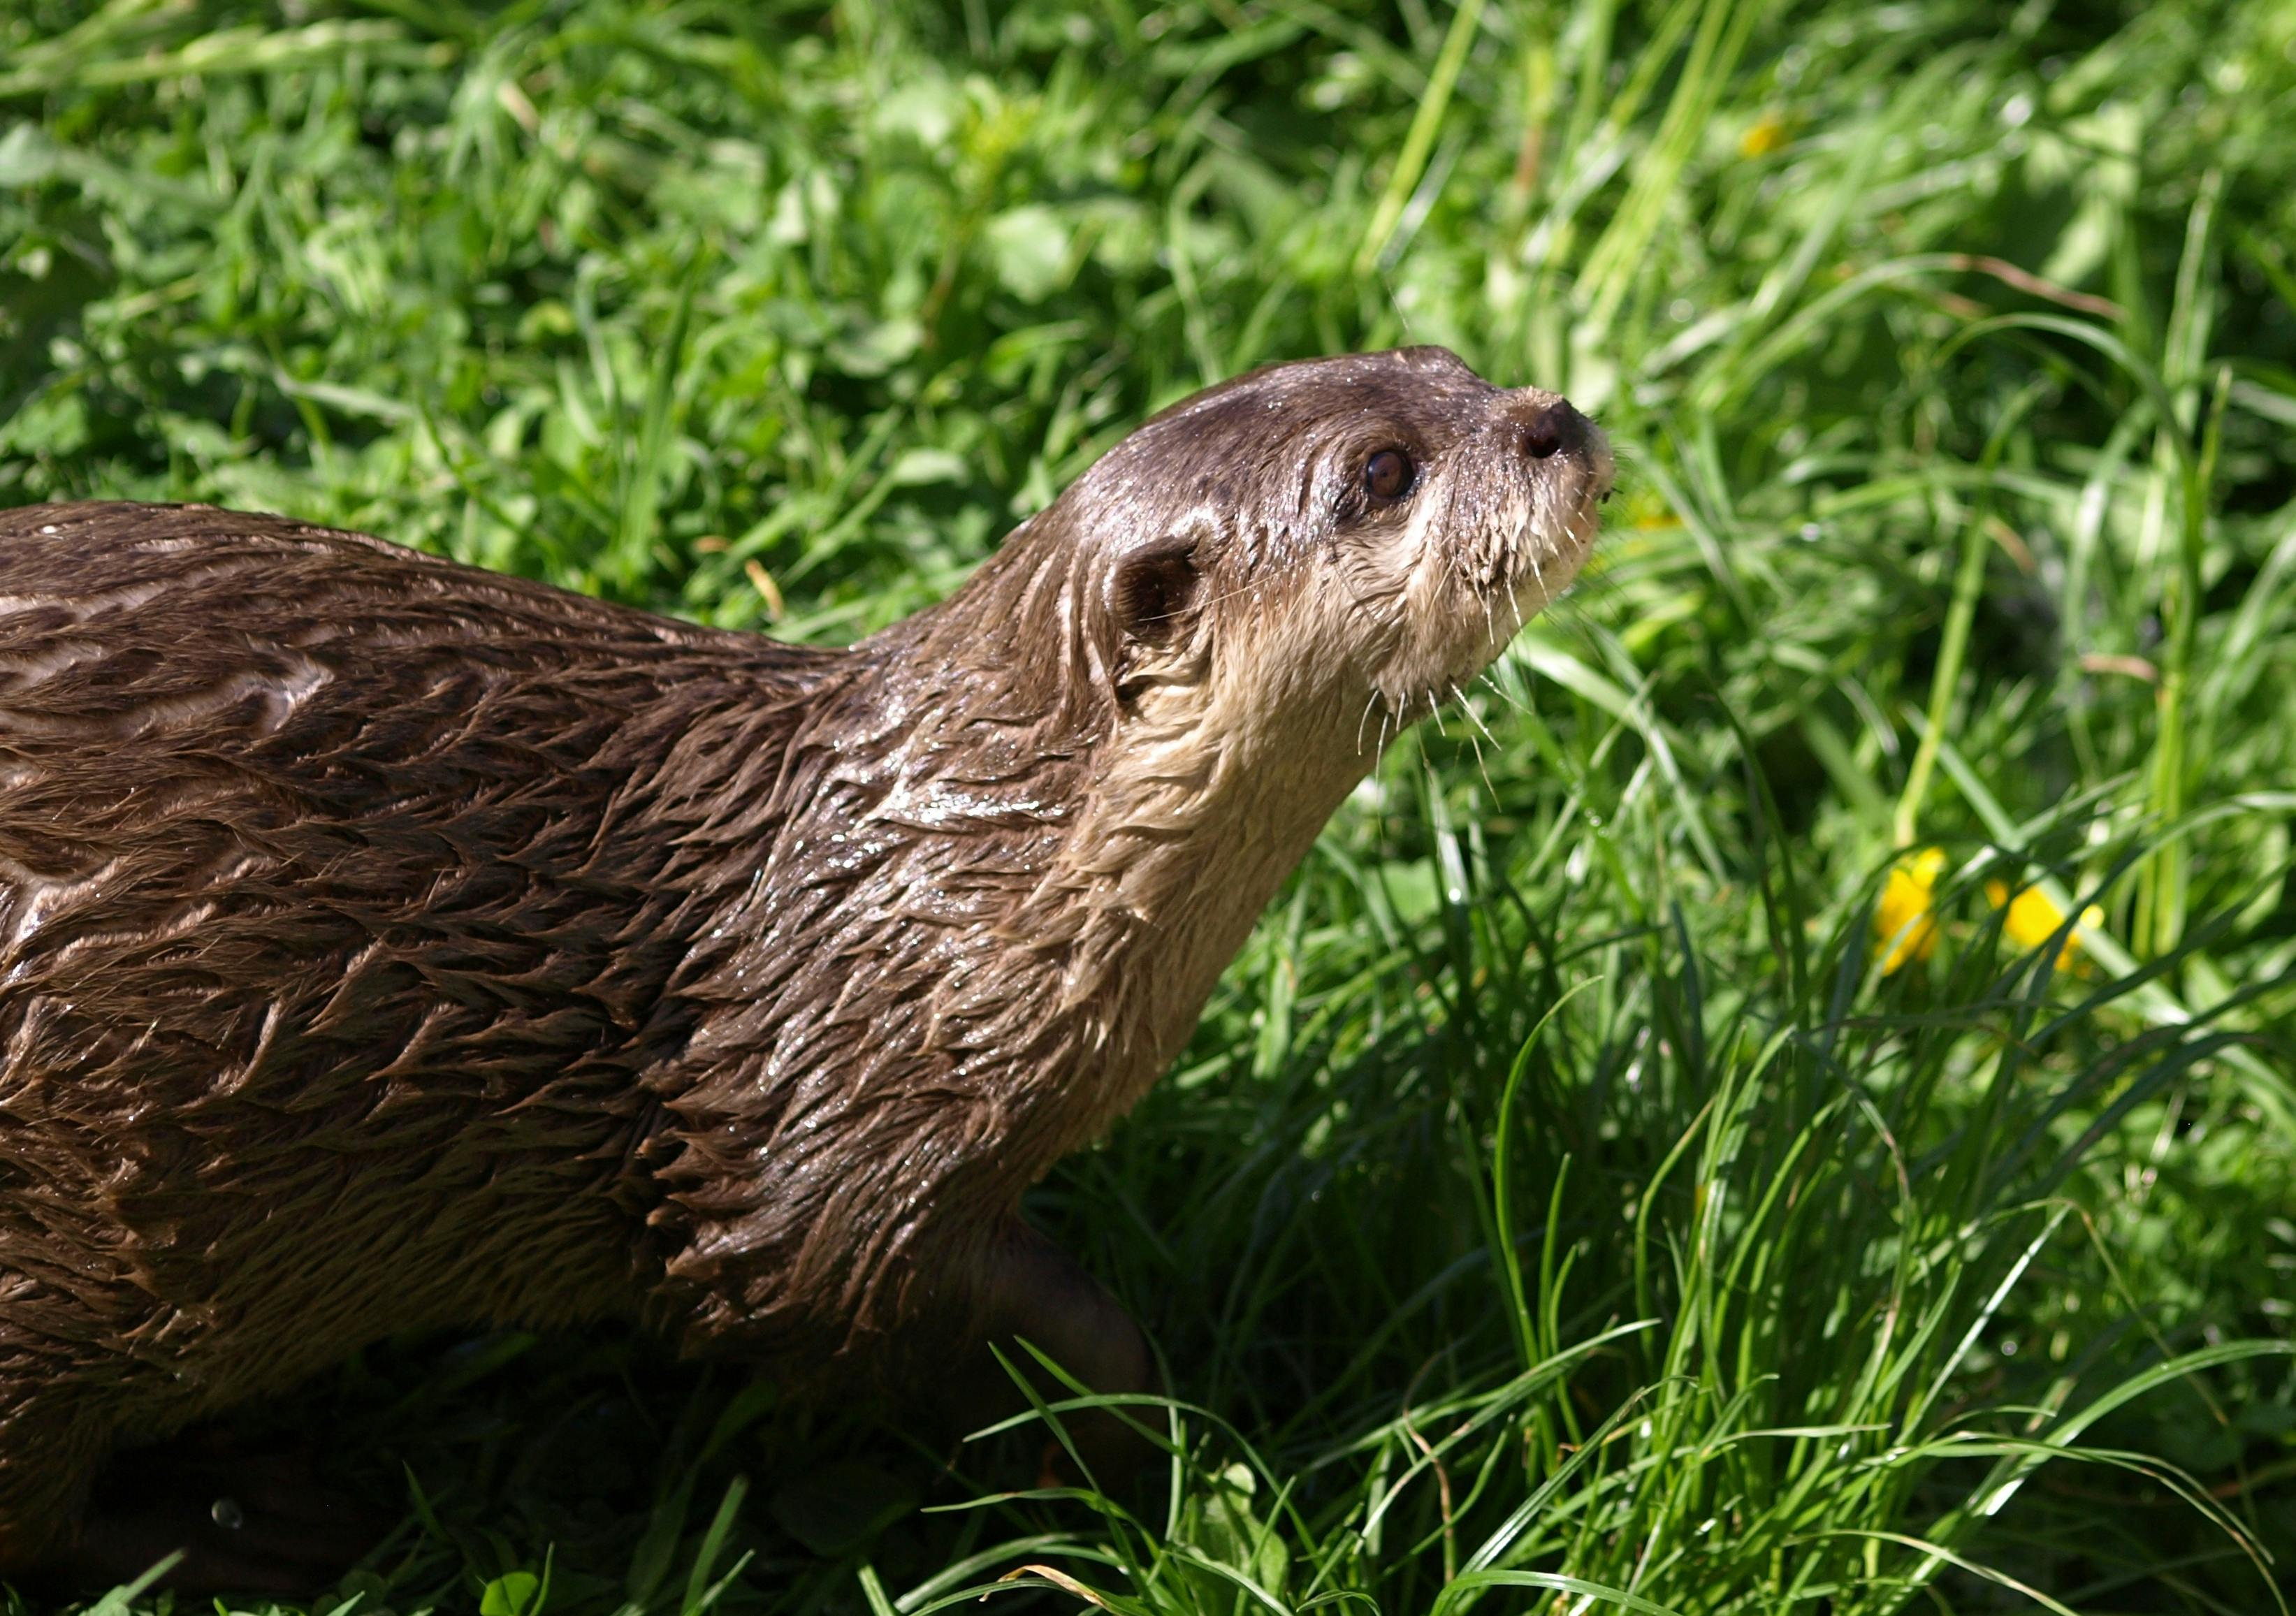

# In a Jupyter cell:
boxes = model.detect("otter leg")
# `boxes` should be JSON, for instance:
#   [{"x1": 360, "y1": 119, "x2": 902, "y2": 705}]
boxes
[
  {"x1": 0, "y1": 1381, "x2": 110, "y2": 1581},
  {"x1": 948, "y1": 1221, "x2": 1161, "y2": 1485}
]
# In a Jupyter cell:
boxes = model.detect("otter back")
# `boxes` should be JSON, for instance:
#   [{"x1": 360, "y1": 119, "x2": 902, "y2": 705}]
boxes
[{"x1": 0, "y1": 505, "x2": 836, "y2": 1461}]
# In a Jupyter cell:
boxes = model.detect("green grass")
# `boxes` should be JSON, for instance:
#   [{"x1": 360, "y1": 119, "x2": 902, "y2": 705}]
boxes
[{"x1": 6, "y1": 0, "x2": 2296, "y2": 1611}]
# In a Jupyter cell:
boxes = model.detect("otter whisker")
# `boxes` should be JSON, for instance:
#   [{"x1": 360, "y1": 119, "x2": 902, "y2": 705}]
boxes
[
  {"x1": 1478, "y1": 667, "x2": 1530, "y2": 715},
  {"x1": 1451, "y1": 682, "x2": 1501, "y2": 799},
  {"x1": 1356, "y1": 689, "x2": 1384, "y2": 757},
  {"x1": 1451, "y1": 681, "x2": 1501, "y2": 751}
]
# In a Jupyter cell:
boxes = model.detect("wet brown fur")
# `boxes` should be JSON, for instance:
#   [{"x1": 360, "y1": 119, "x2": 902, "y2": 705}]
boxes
[{"x1": 0, "y1": 347, "x2": 1608, "y2": 1573}]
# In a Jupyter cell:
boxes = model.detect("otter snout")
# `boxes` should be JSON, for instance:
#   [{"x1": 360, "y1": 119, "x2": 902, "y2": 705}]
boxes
[
  {"x1": 1516, "y1": 398, "x2": 1579, "y2": 460},
  {"x1": 1506, "y1": 392, "x2": 1613, "y2": 499}
]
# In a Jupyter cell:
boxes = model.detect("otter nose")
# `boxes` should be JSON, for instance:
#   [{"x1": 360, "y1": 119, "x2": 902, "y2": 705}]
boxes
[{"x1": 1518, "y1": 399, "x2": 1587, "y2": 461}]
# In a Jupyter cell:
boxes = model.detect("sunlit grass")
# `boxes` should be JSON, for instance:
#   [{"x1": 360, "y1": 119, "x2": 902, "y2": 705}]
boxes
[{"x1": 3, "y1": 1, "x2": 2294, "y2": 1612}]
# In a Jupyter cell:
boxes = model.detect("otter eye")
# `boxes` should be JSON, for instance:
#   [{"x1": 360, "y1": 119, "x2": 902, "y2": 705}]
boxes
[
  {"x1": 1365, "y1": 448, "x2": 1415, "y2": 502},
  {"x1": 1115, "y1": 546, "x2": 1198, "y2": 645}
]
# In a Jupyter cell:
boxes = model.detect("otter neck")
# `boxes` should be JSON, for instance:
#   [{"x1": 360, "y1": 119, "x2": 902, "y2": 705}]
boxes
[
  {"x1": 885, "y1": 534, "x2": 1388, "y2": 1154},
  {"x1": 1008, "y1": 678, "x2": 1376, "y2": 1153}
]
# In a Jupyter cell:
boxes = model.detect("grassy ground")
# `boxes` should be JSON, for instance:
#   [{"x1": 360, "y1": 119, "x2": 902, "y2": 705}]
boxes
[{"x1": 6, "y1": 0, "x2": 2296, "y2": 1611}]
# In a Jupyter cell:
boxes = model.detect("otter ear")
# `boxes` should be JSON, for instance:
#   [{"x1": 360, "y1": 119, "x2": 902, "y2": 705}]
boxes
[{"x1": 1113, "y1": 539, "x2": 1200, "y2": 647}]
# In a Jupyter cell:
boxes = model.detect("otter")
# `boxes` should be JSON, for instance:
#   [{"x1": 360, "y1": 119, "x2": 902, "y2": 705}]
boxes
[{"x1": 0, "y1": 346, "x2": 1609, "y2": 1589}]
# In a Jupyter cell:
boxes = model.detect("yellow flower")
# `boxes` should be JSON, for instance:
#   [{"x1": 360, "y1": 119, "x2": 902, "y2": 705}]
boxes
[
  {"x1": 1739, "y1": 112, "x2": 1789, "y2": 158},
  {"x1": 1875, "y1": 847, "x2": 1946, "y2": 974},
  {"x1": 1620, "y1": 486, "x2": 1682, "y2": 530},
  {"x1": 1985, "y1": 880, "x2": 2104, "y2": 970}
]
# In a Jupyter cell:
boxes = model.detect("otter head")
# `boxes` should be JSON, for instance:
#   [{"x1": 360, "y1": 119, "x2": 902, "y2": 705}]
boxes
[
  {"x1": 1077, "y1": 344, "x2": 1613, "y2": 736},
  {"x1": 931, "y1": 346, "x2": 1608, "y2": 747}
]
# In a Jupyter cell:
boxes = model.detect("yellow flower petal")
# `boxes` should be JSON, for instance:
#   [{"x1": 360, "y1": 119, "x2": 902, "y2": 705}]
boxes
[
  {"x1": 1875, "y1": 847, "x2": 1946, "y2": 973},
  {"x1": 1986, "y1": 879, "x2": 2103, "y2": 970},
  {"x1": 1740, "y1": 112, "x2": 1790, "y2": 158}
]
